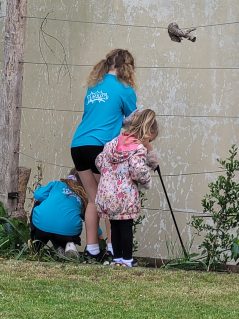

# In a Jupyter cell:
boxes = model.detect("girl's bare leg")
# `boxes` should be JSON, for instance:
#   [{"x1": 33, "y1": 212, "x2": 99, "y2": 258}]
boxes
[{"x1": 77, "y1": 170, "x2": 99, "y2": 246}]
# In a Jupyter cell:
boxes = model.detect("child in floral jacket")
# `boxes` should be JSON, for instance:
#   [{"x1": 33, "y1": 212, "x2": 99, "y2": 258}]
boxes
[{"x1": 95, "y1": 109, "x2": 159, "y2": 267}]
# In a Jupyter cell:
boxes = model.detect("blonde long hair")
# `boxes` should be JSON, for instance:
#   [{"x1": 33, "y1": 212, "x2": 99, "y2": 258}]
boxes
[
  {"x1": 125, "y1": 109, "x2": 158, "y2": 142},
  {"x1": 60, "y1": 169, "x2": 88, "y2": 214},
  {"x1": 87, "y1": 49, "x2": 136, "y2": 88}
]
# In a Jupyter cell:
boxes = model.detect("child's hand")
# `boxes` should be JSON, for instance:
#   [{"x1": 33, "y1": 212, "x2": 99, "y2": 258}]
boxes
[{"x1": 146, "y1": 150, "x2": 159, "y2": 170}]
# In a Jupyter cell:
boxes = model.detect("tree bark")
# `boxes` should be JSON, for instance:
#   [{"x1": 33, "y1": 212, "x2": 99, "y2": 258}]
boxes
[
  {"x1": 9, "y1": 166, "x2": 31, "y2": 221},
  {"x1": 0, "y1": 0, "x2": 27, "y2": 215}
]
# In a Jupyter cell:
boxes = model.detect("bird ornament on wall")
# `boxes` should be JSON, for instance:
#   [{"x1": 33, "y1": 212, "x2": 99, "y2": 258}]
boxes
[{"x1": 168, "y1": 22, "x2": 196, "y2": 42}]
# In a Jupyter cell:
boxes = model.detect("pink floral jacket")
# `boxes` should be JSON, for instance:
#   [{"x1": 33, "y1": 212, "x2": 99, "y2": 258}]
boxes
[{"x1": 95, "y1": 134, "x2": 155, "y2": 220}]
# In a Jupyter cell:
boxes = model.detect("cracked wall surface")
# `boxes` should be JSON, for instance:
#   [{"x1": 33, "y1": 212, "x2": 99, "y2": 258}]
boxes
[
  {"x1": 18, "y1": 0, "x2": 239, "y2": 258},
  {"x1": 0, "y1": 0, "x2": 5, "y2": 75}
]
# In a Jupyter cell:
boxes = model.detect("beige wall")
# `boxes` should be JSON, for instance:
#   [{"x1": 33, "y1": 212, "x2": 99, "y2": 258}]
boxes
[
  {"x1": 19, "y1": 0, "x2": 239, "y2": 258},
  {"x1": 0, "y1": 0, "x2": 5, "y2": 68}
]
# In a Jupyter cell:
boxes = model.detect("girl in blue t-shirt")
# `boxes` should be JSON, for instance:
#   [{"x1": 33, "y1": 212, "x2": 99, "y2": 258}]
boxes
[
  {"x1": 31, "y1": 169, "x2": 87, "y2": 258},
  {"x1": 71, "y1": 49, "x2": 137, "y2": 260}
]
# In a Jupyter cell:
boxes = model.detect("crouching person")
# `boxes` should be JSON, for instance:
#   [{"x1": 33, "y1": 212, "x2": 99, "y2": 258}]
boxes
[{"x1": 30, "y1": 169, "x2": 87, "y2": 258}]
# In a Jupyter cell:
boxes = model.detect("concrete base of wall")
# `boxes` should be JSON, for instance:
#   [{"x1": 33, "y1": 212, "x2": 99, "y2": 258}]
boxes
[{"x1": 135, "y1": 256, "x2": 239, "y2": 273}]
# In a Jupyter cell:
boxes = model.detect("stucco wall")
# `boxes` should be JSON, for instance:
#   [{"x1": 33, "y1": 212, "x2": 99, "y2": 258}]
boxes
[
  {"x1": 19, "y1": 0, "x2": 239, "y2": 258},
  {"x1": 0, "y1": 0, "x2": 5, "y2": 69}
]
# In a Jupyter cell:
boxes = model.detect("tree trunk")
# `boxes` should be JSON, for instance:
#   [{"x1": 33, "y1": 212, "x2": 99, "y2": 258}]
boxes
[
  {"x1": 9, "y1": 166, "x2": 31, "y2": 221},
  {"x1": 0, "y1": 0, "x2": 27, "y2": 215}
]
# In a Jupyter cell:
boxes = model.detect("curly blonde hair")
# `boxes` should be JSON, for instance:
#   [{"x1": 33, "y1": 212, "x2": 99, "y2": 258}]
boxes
[
  {"x1": 60, "y1": 168, "x2": 88, "y2": 215},
  {"x1": 125, "y1": 109, "x2": 158, "y2": 142},
  {"x1": 87, "y1": 49, "x2": 136, "y2": 88}
]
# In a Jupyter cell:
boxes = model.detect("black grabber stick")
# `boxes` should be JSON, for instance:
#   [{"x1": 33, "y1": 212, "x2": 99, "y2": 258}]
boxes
[{"x1": 155, "y1": 165, "x2": 188, "y2": 258}]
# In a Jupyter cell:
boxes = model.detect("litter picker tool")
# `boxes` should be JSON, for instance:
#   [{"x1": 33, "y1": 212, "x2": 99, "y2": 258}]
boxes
[{"x1": 155, "y1": 165, "x2": 188, "y2": 258}]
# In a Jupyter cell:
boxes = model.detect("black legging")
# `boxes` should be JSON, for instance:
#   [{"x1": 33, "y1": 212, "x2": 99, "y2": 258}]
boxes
[
  {"x1": 31, "y1": 225, "x2": 81, "y2": 251},
  {"x1": 110, "y1": 219, "x2": 133, "y2": 260}
]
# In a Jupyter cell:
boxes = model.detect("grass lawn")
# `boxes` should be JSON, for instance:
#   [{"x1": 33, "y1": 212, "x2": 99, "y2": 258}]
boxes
[{"x1": 0, "y1": 260, "x2": 238, "y2": 319}]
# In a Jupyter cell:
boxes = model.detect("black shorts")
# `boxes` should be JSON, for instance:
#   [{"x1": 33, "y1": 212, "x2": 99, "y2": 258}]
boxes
[{"x1": 71, "y1": 145, "x2": 104, "y2": 174}]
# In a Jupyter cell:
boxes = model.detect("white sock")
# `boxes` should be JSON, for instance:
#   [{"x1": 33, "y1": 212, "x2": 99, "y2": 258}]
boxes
[
  {"x1": 113, "y1": 258, "x2": 122, "y2": 263},
  {"x1": 87, "y1": 244, "x2": 100, "y2": 255},
  {"x1": 122, "y1": 258, "x2": 133, "y2": 267},
  {"x1": 107, "y1": 243, "x2": 114, "y2": 255}
]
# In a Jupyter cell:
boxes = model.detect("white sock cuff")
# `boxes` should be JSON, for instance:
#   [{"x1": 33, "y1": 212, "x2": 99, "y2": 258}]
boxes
[
  {"x1": 87, "y1": 244, "x2": 100, "y2": 255},
  {"x1": 107, "y1": 243, "x2": 112, "y2": 249},
  {"x1": 113, "y1": 258, "x2": 122, "y2": 263},
  {"x1": 107, "y1": 243, "x2": 114, "y2": 254}
]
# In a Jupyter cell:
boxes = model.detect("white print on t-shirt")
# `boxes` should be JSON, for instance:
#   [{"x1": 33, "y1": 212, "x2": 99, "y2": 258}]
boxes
[
  {"x1": 87, "y1": 91, "x2": 109, "y2": 104},
  {"x1": 62, "y1": 188, "x2": 81, "y2": 203}
]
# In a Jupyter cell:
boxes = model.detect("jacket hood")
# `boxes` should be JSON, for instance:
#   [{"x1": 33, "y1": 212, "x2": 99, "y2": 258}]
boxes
[{"x1": 106, "y1": 134, "x2": 141, "y2": 164}]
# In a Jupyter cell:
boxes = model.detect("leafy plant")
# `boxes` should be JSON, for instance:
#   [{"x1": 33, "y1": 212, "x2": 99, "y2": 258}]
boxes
[
  {"x1": 163, "y1": 236, "x2": 207, "y2": 271},
  {"x1": 0, "y1": 202, "x2": 30, "y2": 258},
  {"x1": 27, "y1": 162, "x2": 43, "y2": 212},
  {"x1": 191, "y1": 145, "x2": 239, "y2": 270},
  {"x1": 133, "y1": 191, "x2": 146, "y2": 253},
  {"x1": 0, "y1": 201, "x2": 6, "y2": 217}
]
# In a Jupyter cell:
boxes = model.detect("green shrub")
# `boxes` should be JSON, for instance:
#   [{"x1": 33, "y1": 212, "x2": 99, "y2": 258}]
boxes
[
  {"x1": 0, "y1": 202, "x2": 30, "y2": 258},
  {"x1": 191, "y1": 145, "x2": 239, "y2": 270}
]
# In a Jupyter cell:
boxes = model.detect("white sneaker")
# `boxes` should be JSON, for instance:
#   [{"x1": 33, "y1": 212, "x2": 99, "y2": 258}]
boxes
[{"x1": 65, "y1": 242, "x2": 79, "y2": 259}]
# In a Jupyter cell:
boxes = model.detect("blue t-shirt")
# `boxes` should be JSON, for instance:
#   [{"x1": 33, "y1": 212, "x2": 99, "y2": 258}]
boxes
[
  {"x1": 32, "y1": 181, "x2": 83, "y2": 236},
  {"x1": 71, "y1": 74, "x2": 137, "y2": 147}
]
